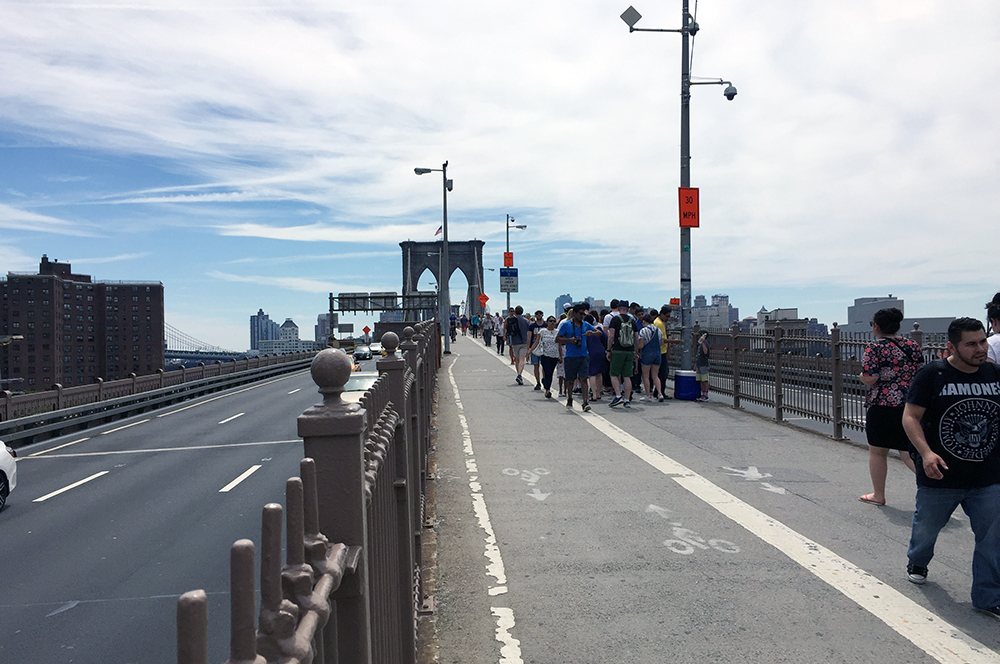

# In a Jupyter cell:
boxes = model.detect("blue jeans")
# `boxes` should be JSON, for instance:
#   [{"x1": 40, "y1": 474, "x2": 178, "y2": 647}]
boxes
[{"x1": 907, "y1": 483, "x2": 1000, "y2": 609}]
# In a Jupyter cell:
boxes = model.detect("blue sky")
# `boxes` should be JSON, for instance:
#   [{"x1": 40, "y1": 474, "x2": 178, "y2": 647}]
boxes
[{"x1": 2, "y1": 1, "x2": 998, "y2": 351}]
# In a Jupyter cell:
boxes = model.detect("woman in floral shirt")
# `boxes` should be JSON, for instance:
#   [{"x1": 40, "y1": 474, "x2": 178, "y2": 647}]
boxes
[{"x1": 859, "y1": 307, "x2": 924, "y2": 505}]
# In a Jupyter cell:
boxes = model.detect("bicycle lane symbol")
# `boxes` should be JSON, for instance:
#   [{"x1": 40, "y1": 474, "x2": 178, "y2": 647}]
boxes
[
  {"x1": 647, "y1": 504, "x2": 740, "y2": 556},
  {"x1": 503, "y1": 468, "x2": 551, "y2": 501}
]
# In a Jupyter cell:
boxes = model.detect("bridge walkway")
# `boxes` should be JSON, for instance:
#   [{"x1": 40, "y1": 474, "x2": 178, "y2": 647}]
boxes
[{"x1": 424, "y1": 334, "x2": 1000, "y2": 664}]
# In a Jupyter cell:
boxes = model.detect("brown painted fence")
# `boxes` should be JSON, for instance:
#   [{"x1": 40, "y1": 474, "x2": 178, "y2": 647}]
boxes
[
  {"x1": 177, "y1": 321, "x2": 439, "y2": 664},
  {"x1": 682, "y1": 322, "x2": 945, "y2": 439}
]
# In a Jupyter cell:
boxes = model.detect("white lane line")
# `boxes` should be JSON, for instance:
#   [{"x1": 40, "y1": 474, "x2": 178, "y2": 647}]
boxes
[
  {"x1": 472, "y1": 337, "x2": 999, "y2": 663},
  {"x1": 157, "y1": 372, "x2": 305, "y2": 418},
  {"x1": 578, "y1": 412, "x2": 1000, "y2": 664},
  {"x1": 28, "y1": 437, "x2": 90, "y2": 457},
  {"x1": 17, "y1": 439, "x2": 299, "y2": 460},
  {"x1": 447, "y1": 357, "x2": 524, "y2": 664},
  {"x1": 33, "y1": 471, "x2": 110, "y2": 503},
  {"x1": 219, "y1": 465, "x2": 262, "y2": 493},
  {"x1": 100, "y1": 419, "x2": 150, "y2": 435},
  {"x1": 287, "y1": 388, "x2": 301, "y2": 394},
  {"x1": 218, "y1": 412, "x2": 245, "y2": 425}
]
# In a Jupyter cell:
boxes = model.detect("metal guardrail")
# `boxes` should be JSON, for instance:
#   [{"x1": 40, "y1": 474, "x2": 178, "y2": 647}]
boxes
[
  {"x1": 0, "y1": 352, "x2": 316, "y2": 447},
  {"x1": 177, "y1": 321, "x2": 440, "y2": 664},
  {"x1": 680, "y1": 322, "x2": 945, "y2": 439}
]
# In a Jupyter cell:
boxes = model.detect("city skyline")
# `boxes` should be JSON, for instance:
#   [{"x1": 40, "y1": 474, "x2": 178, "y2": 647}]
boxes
[{"x1": 1, "y1": 2, "x2": 997, "y2": 351}]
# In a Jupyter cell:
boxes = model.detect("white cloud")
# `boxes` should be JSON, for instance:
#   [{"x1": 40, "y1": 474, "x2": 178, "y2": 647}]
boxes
[{"x1": 0, "y1": 203, "x2": 92, "y2": 236}]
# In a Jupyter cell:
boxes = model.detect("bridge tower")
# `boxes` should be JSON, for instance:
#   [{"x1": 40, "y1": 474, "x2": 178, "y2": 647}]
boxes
[{"x1": 400, "y1": 240, "x2": 486, "y2": 317}]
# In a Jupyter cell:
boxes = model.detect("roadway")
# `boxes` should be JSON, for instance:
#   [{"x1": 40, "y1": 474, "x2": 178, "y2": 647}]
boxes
[
  {"x1": 432, "y1": 335, "x2": 1000, "y2": 664},
  {"x1": 0, "y1": 357, "x2": 379, "y2": 664}
]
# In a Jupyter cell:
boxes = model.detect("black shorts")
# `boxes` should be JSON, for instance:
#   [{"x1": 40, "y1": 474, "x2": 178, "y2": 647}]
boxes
[{"x1": 865, "y1": 405, "x2": 911, "y2": 451}]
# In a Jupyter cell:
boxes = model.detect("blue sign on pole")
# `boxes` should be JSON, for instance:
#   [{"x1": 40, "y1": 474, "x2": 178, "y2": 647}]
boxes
[{"x1": 499, "y1": 268, "x2": 518, "y2": 293}]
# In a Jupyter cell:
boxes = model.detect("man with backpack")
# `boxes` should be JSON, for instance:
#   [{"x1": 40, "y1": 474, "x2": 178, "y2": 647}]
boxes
[
  {"x1": 901, "y1": 317, "x2": 1000, "y2": 618},
  {"x1": 606, "y1": 299, "x2": 639, "y2": 408}
]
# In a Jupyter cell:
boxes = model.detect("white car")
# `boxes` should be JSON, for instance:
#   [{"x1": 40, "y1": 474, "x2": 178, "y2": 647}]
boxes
[{"x1": 0, "y1": 442, "x2": 16, "y2": 510}]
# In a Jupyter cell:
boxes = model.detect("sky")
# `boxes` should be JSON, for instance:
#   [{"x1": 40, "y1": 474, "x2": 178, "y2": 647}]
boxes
[{"x1": 1, "y1": 1, "x2": 998, "y2": 351}]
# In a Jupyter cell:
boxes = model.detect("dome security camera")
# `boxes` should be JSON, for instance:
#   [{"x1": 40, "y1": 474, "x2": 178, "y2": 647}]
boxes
[{"x1": 723, "y1": 84, "x2": 737, "y2": 101}]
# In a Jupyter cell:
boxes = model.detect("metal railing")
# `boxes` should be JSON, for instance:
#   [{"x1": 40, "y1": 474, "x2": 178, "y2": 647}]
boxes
[
  {"x1": 176, "y1": 321, "x2": 439, "y2": 664},
  {"x1": 677, "y1": 322, "x2": 944, "y2": 439},
  {"x1": 0, "y1": 352, "x2": 317, "y2": 446}
]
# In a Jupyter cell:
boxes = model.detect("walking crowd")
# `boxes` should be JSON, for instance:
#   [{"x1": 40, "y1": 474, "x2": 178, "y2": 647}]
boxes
[
  {"x1": 477, "y1": 299, "x2": 685, "y2": 412},
  {"x1": 450, "y1": 292, "x2": 1000, "y2": 622}
]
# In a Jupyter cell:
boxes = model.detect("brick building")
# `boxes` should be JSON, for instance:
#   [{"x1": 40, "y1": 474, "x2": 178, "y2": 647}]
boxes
[{"x1": 1, "y1": 255, "x2": 164, "y2": 390}]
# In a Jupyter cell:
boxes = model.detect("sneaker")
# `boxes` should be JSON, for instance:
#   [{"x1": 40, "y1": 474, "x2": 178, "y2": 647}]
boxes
[
  {"x1": 566, "y1": 396, "x2": 573, "y2": 409},
  {"x1": 534, "y1": 384, "x2": 541, "y2": 391},
  {"x1": 623, "y1": 400, "x2": 631, "y2": 409},
  {"x1": 658, "y1": 394, "x2": 665, "y2": 402},
  {"x1": 582, "y1": 403, "x2": 591, "y2": 412},
  {"x1": 695, "y1": 395, "x2": 709, "y2": 402},
  {"x1": 662, "y1": 393, "x2": 673, "y2": 400},
  {"x1": 609, "y1": 396, "x2": 624, "y2": 408},
  {"x1": 515, "y1": 375, "x2": 523, "y2": 385},
  {"x1": 977, "y1": 606, "x2": 1000, "y2": 620},
  {"x1": 907, "y1": 563, "x2": 928, "y2": 585}
]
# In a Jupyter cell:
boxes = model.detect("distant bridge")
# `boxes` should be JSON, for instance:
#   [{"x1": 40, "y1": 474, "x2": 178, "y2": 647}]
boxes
[{"x1": 165, "y1": 322, "x2": 245, "y2": 363}]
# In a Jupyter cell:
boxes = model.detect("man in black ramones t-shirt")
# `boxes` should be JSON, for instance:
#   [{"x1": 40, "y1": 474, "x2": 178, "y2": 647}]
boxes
[{"x1": 902, "y1": 317, "x2": 1000, "y2": 617}]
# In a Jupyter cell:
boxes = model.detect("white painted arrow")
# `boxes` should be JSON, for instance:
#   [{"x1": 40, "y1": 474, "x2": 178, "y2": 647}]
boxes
[
  {"x1": 760, "y1": 482, "x2": 787, "y2": 495},
  {"x1": 721, "y1": 466, "x2": 772, "y2": 481},
  {"x1": 528, "y1": 488, "x2": 551, "y2": 501},
  {"x1": 646, "y1": 504, "x2": 673, "y2": 519}
]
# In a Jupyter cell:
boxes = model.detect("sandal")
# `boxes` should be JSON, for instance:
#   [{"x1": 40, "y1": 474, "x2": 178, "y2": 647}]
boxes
[{"x1": 859, "y1": 493, "x2": 885, "y2": 506}]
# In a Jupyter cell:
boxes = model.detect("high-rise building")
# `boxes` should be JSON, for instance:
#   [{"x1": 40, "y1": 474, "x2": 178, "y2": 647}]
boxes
[
  {"x1": 250, "y1": 309, "x2": 280, "y2": 350},
  {"x1": 315, "y1": 312, "x2": 338, "y2": 346},
  {"x1": 555, "y1": 294, "x2": 572, "y2": 313},
  {"x1": 1, "y1": 255, "x2": 165, "y2": 390},
  {"x1": 691, "y1": 294, "x2": 739, "y2": 329}
]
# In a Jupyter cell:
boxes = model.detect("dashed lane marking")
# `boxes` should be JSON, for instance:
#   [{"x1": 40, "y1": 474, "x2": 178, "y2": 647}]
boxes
[
  {"x1": 33, "y1": 471, "x2": 110, "y2": 503},
  {"x1": 219, "y1": 464, "x2": 263, "y2": 493}
]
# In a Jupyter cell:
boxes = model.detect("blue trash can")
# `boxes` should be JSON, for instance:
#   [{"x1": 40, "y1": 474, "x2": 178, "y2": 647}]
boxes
[{"x1": 674, "y1": 370, "x2": 699, "y2": 400}]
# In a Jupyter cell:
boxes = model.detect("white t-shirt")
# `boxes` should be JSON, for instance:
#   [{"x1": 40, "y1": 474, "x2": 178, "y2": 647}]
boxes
[{"x1": 989, "y1": 334, "x2": 1000, "y2": 363}]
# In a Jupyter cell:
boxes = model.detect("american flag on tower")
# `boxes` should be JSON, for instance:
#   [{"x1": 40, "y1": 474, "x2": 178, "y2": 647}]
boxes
[{"x1": 434, "y1": 226, "x2": 442, "y2": 236}]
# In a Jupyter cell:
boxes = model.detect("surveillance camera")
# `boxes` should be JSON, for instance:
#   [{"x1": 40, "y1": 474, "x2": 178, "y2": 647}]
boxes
[
  {"x1": 446, "y1": 179, "x2": 454, "y2": 192},
  {"x1": 723, "y1": 85, "x2": 737, "y2": 101}
]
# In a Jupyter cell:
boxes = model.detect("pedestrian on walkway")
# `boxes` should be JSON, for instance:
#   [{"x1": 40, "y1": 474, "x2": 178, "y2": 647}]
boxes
[
  {"x1": 460, "y1": 314, "x2": 469, "y2": 336},
  {"x1": 471, "y1": 313, "x2": 480, "y2": 338},
  {"x1": 557, "y1": 303, "x2": 597, "y2": 411},
  {"x1": 504, "y1": 308, "x2": 518, "y2": 363},
  {"x1": 495, "y1": 313, "x2": 506, "y2": 355},
  {"x1": 481, "y1": 313, "x2": 493, "y2": 348},
  {"x1": 859, "y1": 307, "x2": 922, "y2": 506},
  {"x1": 528, "y1": 310, "x2": 545, "y2": 390},
  {"x1": 529, "y1": 315, "x2": 562, "y2": 398},
  {"x1": 637, "y1": 313, "x2": 665, "y2": 402},
  {"x1": 695, "y1": 332, "x2": 710, "y2": 402},
  {"x1": 901, "y1": 318, "x2": 1000, "y2": 618},
  {"x1": 585, "y1": 314, "x2": 608, "y2": 402},
  {"x1": 654, "y1": 305, "x2": 677, "y2": 399},
  {"x1": 986, "y1": 293, "x2": 1000, "y2": 363},
  {"x1": 507, "y1": 305, "x2": 530, "y2": 385},
  {"x1": 606, "y1": 300, "x2": 639, "y2": 408}
]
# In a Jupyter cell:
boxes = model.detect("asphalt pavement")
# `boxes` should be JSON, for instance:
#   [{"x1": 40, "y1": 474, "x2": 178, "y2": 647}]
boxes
[
  {"x1": 0, "y1": 364, "x2": 348, "y2": 664},
  {"x1": 429, "y1": 334, "x2": 1000, "y2": 664}
]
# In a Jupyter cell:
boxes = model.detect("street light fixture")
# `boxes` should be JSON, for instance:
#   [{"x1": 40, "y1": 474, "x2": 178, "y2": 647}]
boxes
[
  {"x1": 621, "y1": 3, "x2": 736, "y2": 374},
  {"x1": 415, "y1": 162, "x2": 453, "y2": 354},
  {"x1": 505, "y1": 214, "x2": 527, "y2": 310}
]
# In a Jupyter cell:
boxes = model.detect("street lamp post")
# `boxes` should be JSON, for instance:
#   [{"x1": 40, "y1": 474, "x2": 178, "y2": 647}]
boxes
[
  {"x1": 415, "y1": 162, "x2": 453, "y2": 354},
  {"x1": 621, "y1": 4, "x2": 736, "y2": 372},
  {"x1": 504, "y1": 214, "x2": 527, "y2": 311}
]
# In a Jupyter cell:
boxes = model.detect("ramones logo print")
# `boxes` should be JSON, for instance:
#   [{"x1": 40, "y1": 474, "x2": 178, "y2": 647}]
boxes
[{"x1": 939, "y1": 398, "x2": 1000, "y2": 461}]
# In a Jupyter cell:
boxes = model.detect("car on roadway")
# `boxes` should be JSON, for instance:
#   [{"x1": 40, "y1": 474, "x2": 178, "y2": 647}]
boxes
[
  {"x1": 342, "y1": 372, "x2": 379, "y2": 404},
  {"x1": 353, "y1": 345, "x2": 373, "y2": 361},
  {"x1": 370, "y1": 341, "x2": 383, "y2": 355},
  {"x1": 1, "y1": 442, "x2": 16, "y2": 510}
]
